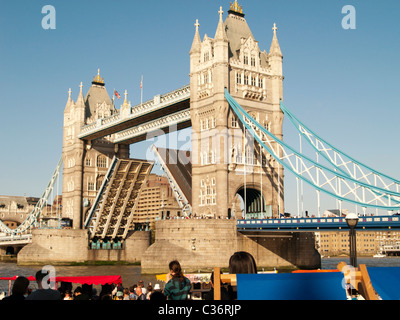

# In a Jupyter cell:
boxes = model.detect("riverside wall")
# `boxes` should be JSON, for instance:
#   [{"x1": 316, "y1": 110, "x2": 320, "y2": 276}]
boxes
[{"x1": 16, "y1": 220, "x2": 321, "y2": 271}]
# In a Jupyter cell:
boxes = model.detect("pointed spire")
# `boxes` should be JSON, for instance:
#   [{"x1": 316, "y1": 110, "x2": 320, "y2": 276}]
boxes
[
  {"x1": 215, "y1": 6, "x2": 228, "y2": 41},
  {"x1": 123, "y1": 90, "x2": 129, "y2": 106},
  {"x1": 64, "y1": 88, "x2": 73, "y2": 111},
  {"x1": 190, "y1": 19, "x2": 201, "y2": 54},
  {"x1": 76, "y1": 82, "x2": 85, "y2": 106},
  {"x1": 67, "y1": 88, "x2": 72, "y2": 104},
  {"x1": 269, "y1": 23, "x2": 282, "y2": 57}
]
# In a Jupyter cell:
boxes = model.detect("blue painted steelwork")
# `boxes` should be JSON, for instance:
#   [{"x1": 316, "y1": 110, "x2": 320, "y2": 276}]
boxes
[
  {"x1": 0, "y1": 157, "x2": 63, "y2": 236},
  {"x1": 224, "y1": 89, "x2": 400, "y2": 210},
  {"x1": 280, "y1": 100, "x2": 400, "y2": 187},
  {"x1": 237, "y1": 215, "x2": 400, "y2": 232},
  {"x1": 280, "y1": 101, "x2": 400, "y2": 205}
]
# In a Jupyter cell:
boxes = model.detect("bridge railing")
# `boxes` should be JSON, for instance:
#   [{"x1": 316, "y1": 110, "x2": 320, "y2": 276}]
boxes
[
  {"x1": 237, "y1": 215, "x2": 400, "y2": 231},
  {"x1": 0, "y1": 234, "x2": 32, "y2": 246}
]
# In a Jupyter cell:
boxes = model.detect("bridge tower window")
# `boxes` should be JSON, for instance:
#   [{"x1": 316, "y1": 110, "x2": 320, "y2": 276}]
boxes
[
  {"x1": 231, "y1": 116, "x2": 238, "y2": 128},
  {"x1": 97, "y1": 156, "x2": 107, "y2": 168},
  {"x1": 236, "y1": 73, "x2": 242, "y2": 84},
  {"x1": 88, "y1": 182, "x2": 95, "y2": 191},
  {"x1": 251, "y1": 75, "x2": 256, "y2": 86}
]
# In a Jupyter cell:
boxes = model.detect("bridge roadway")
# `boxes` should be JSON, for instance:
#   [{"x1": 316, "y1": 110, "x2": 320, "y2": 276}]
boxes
[{"x1": 237, "y1": 215, "x2": 400, "y2": 232}]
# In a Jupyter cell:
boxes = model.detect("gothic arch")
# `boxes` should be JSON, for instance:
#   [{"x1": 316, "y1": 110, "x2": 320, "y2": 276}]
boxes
[{"x1": 235, "y1": 185, "x2": 267, "y2": 218}]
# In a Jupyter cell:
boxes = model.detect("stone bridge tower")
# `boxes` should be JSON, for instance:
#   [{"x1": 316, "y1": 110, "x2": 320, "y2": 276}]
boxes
[
  {"x1": 62, "y1": 71, "x2": 129, "y2": 229},
  {"x1": 189, "y1": 2, "x2": 284, "y2": 219}
]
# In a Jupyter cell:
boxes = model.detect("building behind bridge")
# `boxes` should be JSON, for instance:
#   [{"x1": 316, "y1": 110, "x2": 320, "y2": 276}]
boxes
[
  {"x1": 316, "y1": 230, "x2": 400, "y2": 257},
  {"x1": 0, "y1": 196, "x2": 39, "y2": 229},
  {"x1": 133, "y1": 173, "x2": 181, "y2": 227}
]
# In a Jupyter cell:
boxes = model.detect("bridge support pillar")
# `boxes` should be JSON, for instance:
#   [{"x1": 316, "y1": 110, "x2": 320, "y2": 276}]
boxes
[
  {"x1": 17, "y1": 229, "x2": 151, "y2": 265},
  {"x1": 141, "y1": 219, "x2": 321, "y2": 274},
  {"x1": 237, "y1": 231, "x2": 321, "y2": 270}
]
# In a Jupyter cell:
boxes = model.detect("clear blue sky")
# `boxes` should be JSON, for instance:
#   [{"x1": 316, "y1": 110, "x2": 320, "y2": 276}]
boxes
[{"x1": 0, "y1": 0, "x2": 399, "y2": 216}]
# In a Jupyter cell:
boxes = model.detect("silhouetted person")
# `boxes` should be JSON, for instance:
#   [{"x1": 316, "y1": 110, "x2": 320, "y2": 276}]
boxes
[
  {"x1": 2, "y1": 276, "x2": 30, "y2": 300},
  {"x1": 229, "y1": 251, "x2": 257, "y2": 274},
  {"x1": 26, "y1": 270, "x2": 61, "y2": 300},
  {"x1": 228, "y1": 251, "x2": 257, "y2": 299}
]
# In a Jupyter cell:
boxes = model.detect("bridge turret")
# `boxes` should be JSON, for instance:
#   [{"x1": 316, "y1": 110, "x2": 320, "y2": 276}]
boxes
[
  {"x1": 268, "y1": 23, "x2": 284, "y2": 141},
  {"x1": 213, "y1": 6, "x2": 229, "y2": 94},
  {"x1": 189, "y1": 19, "x2": 201, "y2": 104},
  {"x1": 62, "y1": 82, "x2": 86, "y2": 229},
  {"x1": 269, "y1": 23, "x2": 283, "y2": 65},
  {"x1": 75, "y1": 82, "x2": 86, "y2": 125},
  {"x1": 64, "y1": 88, "x2": 73, "y2": 113},
  {"x1": 190, "y1": 19, "x2": 201, "y2": 58},
  {"x1": 269, "y1": 23, "x2": 283, "y2": 100},
  {"x1": 189, "y1": 2, "x2": 285, "y2": 219},
  {"x1": 62, "y1": 71, "x2": 130, "y2": 230}
]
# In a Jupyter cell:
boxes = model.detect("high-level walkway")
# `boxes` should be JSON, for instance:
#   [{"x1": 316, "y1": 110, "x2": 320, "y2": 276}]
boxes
[{"x1": 78, "y1": 85, "x2": 190, "y2": 144}]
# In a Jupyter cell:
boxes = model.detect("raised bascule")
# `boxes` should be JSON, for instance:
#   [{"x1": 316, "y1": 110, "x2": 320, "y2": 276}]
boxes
[{"x1": 2, "y1": 2, "x2": 400, "y2": 272}]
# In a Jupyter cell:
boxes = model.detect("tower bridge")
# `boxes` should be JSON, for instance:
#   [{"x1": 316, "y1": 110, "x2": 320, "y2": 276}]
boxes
[
  {"x1": 2, "y1": 2, "x2": 399, "y2": 271},
  {"x1": 58, "y1": 1, "x2": 286, "y2": 235}
]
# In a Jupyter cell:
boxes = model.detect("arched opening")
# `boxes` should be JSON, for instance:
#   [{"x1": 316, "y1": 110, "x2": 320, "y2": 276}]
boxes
[{"x1": 236, "y1": 187, "x2": 271, "y2": 219}]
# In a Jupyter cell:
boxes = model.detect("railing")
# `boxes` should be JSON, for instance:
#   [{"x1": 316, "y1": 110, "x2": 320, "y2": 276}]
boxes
[
  {"x1": 0, "y1": 234, "x2": 32, "y2": 246},
  {"x1": 237, "y1": 215, "x2": 400, "y2": 231}
]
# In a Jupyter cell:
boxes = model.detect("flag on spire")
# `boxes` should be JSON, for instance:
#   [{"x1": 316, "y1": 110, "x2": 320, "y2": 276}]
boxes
[{"x1": 114, "y1": 90, "x2": 121, "y2": 99}]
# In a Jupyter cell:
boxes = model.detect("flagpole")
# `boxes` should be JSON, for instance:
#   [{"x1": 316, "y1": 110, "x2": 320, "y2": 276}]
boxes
[{"x1": 140, "y1": 75, "x2": 143, "y2": 107}]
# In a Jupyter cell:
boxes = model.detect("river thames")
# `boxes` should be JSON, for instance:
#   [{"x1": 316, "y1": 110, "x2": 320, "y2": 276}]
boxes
[{"x1": 1, "y1": 257, "x2": 400, "y2": 294}]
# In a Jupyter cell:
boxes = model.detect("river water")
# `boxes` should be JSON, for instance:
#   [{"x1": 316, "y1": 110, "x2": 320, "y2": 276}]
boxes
[
  {"x1": 321, "y1": 256, "x2": 400, "y2": 269},
  {"x1": 0, "y1": 263, "x2": 158, "y2": 294},
  {"x1": 2, "y1": 257, "x2": 400, "y2": 294}
]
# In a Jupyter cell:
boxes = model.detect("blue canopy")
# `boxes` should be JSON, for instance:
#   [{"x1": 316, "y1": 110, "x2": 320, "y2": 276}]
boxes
[
  {"x1": 367, "y1": 267, "x2": 400, "y2": 300},
  {"x1": 236, "y1": 272, "x2": 347, "y2": 300}
]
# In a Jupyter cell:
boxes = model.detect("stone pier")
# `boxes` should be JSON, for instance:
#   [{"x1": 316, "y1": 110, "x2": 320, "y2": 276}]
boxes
[
  {"x1": 17, "y1": 220, "x2": 320, "y2": 271},
  {"x1": 141, "y1": 219, "x2": 321, "y2": 274},
  {"x1": 17, "y1": 229, "x2": 150, "y2": 266}
]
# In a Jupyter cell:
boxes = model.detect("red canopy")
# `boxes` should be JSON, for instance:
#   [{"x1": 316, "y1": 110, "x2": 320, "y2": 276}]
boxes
[
  {"x1": 0, "y1": 276, "x2": 36, "y2": 281},
  {"x1": 0, "y1": 275, "x2": 122, "y2": 285},
  {"x1": 54, "y1": 275, "x2": 122, "y2": 285}
]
